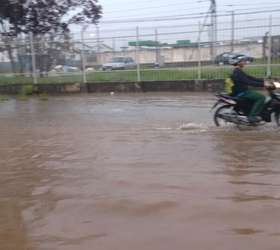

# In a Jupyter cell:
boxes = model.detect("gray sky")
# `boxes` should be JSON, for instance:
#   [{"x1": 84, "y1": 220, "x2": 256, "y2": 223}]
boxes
[
  {"x1": 98, "y1": 0, "x2": 280, "y2": 22},
  {"x1": 76, "y1": 0, "x2": 280, "y2": 48}
]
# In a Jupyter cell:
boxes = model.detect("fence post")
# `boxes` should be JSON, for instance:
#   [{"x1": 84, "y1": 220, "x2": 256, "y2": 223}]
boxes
[
  {"x1": 81, "y1": 25, "x2": 88, "y2": 84},
  {"x1": 198, "y1": 22, "x2": 202, "y2": 80},
  {"x1": 231, "y1": 11, "x2": 235, "y2": 52},
  {"x1": 155, "y1": 28, "x2": 160, "y2": 66},
  {"x1": 112, "y1": 38, "x2": 116, "y2": 55},
  {"x1": 29, "y1": 32, "x2": 37, "y2": 84},
  {"x1": 96, "y1": 25, "x2": 101, "y2": 65},
  {"x1": 136, "y1": 26, "x2": 141, "y2": 82},
  {"x1": 267, "y1": 15, "x2": 272, "y2": 78}
]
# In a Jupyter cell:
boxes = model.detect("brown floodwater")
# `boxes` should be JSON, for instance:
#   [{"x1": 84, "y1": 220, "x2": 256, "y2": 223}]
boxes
[{"x1": 1, "y1": 92, "x2": 280, "y2": 250}]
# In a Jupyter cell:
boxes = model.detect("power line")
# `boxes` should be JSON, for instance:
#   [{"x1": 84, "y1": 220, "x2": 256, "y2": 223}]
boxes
[
  {"x1": 102, "y1": 5, "x2": 280, "y2": 21},
  {"x1": 69, "y1": 17, "x2": 280, "y2": 36},
  {"x1": 100, "y1": 9, "x2": 280, "y2": 24},
  {"x1": 70, "y1": 13, "x2": 280, "y2": 37},
  {"x1": 104, "y1": 1, "x2": 209, "y2": 15},
  {"x1": 106, "y1": 7, "x2": 209, "y2": 19},
  {"x1": 223, "y1": 5, "x2": 280, "y2": 13},
  {"x1": 220, "y1": 1, "x2": 280, "y2": 8},
  {"x1": 103, "y1": 1, "x2": 280, "y2": 17},
  {"x1": 82, "y1": 24, "x2": 280, "y2": 41},
  {"x1": 121, "y1": 0, "x2": 280, "y2": 14}
]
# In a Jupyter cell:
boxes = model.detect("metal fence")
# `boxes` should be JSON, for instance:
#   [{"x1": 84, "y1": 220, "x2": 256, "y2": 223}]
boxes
[{"x1": 0, "y1": 14, "x2": 280, "y2": 84}]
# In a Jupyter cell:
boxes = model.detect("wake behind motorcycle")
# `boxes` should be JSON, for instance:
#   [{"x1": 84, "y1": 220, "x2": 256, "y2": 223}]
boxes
[{"x1": 212, "y1": 81, "x2": 280, "y2": 127}]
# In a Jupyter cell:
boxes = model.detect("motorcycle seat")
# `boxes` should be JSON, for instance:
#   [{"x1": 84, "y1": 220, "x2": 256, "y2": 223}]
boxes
[{"x1": 216, "y1": 92, "x2": 239, "y2": 101}]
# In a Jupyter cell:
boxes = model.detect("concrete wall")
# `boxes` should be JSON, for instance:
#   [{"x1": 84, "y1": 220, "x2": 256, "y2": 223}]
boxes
[{"x1": 0, "y1": 80, "x2": 225, "y2": 95}]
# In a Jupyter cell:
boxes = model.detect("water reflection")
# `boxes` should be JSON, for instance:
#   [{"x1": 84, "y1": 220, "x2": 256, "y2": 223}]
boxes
[
  {"x1": 213, "y1": 130, "x2": 280, "y2": 178},
  {"x1": 0, "y1": 98, "x2": 77, "y2": 249},
  {"x1": 0, "y1": 130, "x2": 58, "y2": 249},
  {"x1": 212, "y1": 129, "x2": 280, "y2": 237}
]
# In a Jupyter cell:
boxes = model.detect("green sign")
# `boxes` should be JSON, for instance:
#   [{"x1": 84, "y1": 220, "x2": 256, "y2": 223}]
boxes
[{"x1": 129, "y1": 40, "x2": 160, "y2": 47}]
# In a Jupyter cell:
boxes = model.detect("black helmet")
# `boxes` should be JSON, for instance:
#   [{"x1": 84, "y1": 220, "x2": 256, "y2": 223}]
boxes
[{"x1": 229, "y1": 55, "x2": 246, "y2": 66}]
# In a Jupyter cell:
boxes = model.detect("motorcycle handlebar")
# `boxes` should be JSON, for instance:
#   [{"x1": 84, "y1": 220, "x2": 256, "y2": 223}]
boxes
[{"x1": 264, "y1": 80, "x2": 280, "y2": 90}]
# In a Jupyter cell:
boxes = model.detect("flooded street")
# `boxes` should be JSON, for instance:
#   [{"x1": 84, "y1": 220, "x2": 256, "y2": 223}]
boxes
[{"x1": 1, "y1": 92, "x2": 280, "y2": 250}]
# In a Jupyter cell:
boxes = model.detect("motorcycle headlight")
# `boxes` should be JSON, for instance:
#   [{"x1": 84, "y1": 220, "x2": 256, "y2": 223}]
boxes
[{"x1": 273, "y1": 81, "x2": 280, "y2": 89}]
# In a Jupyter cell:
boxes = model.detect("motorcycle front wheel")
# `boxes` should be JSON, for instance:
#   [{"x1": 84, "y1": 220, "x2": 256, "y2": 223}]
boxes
[{"x1": 274, "y1": 112, "x2": 280, "y2": 126}]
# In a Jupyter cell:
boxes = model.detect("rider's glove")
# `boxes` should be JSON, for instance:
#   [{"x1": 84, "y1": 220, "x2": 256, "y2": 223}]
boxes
[{"x1": 264, "y1": 80, "x2": 272, "y2": 87}]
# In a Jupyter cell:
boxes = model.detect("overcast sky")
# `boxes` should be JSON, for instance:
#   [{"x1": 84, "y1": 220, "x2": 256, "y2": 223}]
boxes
[{"x1": 75, "y1": 0, "x2": 280, "y2": 48}]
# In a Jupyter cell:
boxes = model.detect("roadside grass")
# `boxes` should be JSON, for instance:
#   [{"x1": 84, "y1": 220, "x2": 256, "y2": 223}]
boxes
[{"x1": 0, "y1": 65, "x2": 279, "y2": 85}]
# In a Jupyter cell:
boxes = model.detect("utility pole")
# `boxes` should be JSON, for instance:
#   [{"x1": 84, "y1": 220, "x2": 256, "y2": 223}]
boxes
[{"x1": 210, "y1": 0, "x2": 217, "y2": 61}]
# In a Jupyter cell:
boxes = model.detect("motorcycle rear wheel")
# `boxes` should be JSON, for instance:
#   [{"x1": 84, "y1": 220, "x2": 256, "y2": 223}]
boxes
[{"x1": 214, "y1": 104, "x2": 237, "y2": 127}]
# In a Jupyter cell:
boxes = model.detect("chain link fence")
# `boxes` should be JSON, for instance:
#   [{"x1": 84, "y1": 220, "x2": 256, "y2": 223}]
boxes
[{"x1": 0, "y1": 15, "x2": 279, "y2": 84}]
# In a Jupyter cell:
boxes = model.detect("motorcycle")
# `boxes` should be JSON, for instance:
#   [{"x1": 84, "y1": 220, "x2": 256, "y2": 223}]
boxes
[{"x1": 212, "y1": 81, "x2": 280, "y2": 127}]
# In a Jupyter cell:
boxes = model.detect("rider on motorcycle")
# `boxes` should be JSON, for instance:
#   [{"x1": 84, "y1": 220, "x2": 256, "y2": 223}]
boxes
[{"x1": 230, "y1": 56, "x2": 268, "y2": 123}]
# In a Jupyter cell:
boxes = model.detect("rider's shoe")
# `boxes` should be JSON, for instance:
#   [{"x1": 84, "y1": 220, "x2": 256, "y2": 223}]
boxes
[
  {"x1": 248, "y1": 116, "x2": 262, "y2": 124},
  {"x1": 238, "y1": 116, "x2": 248, "y2": 122}
]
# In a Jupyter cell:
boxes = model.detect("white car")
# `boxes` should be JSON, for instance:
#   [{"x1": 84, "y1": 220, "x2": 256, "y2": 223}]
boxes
[
  {"x1": 52, "y1": 65, "x2": 80, "y2": 73},
  {"x1": 102, "y1": 57, "x2": 137, "y2": 71}
]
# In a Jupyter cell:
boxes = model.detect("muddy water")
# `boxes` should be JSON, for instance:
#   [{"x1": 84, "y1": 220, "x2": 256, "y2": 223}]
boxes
[{"x1": 1, "y1": 93, "x2": 280, "y2": 250}]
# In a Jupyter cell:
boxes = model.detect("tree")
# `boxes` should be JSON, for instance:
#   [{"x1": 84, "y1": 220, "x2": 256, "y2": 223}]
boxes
[
  {"x1": 0, "y1": 0, "x2": 102, "y2": 74},
  {"x1": 0, "y1": 0, "x2": 102, "y2": 35}
]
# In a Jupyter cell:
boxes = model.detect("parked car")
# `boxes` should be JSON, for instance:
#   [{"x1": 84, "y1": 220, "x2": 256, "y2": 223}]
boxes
[
  {"x1": 102, "y1": 57, "x2": 137, "y2": 70},
  {"x1": 51, "y1": 65, "x2": 80, "y2": 73},
  {"x1": 214, "y1": 52, "x2": 254, "y2": 65}
]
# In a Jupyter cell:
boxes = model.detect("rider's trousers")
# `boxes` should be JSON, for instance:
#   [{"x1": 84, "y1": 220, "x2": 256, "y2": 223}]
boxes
[{"x1": 239, "y1": 90, "x2": 266, "y2": 118}]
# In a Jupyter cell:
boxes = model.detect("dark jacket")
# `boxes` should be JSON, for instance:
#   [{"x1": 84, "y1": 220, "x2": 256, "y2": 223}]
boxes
[{"x1": 231, "y1": 67, "x2": 264, "y2": 96}]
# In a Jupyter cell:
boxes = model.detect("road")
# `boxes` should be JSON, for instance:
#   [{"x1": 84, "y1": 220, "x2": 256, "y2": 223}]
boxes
[{"x1": 1, "y1": 93, "x2": 280, "y2": 250}]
